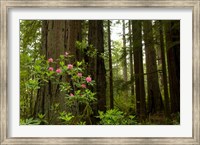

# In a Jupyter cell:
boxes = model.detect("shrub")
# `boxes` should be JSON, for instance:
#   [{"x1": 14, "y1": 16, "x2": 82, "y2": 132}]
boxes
[{"x1": 97, "y1": 109, "x2": 137, "y2": 125}]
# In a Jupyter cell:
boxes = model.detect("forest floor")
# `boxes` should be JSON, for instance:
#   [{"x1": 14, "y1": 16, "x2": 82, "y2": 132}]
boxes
[{"x1": 139, "y1": 112, "x2": 180, "y2": 125}]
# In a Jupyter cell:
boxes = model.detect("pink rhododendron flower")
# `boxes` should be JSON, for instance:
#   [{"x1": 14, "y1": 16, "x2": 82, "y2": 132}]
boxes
[
  {"x1": 48, "y1": 58, "x2": 53, "y2": 63},
  {"x1": 56, "y1": 68, "x2": 61, "y2": 73},
  {"x1": 81, "y1": 84, "x2": 86, "y2": 88},
  {"x1": 49, "y1": 67, "x2": 54, "y2": 71},
  {"x1": 70, "y1": 93, "x2": 74, "y2": 97},
  {"x1": 86, "y1": 76, "x2": 92, "y2": 83},
  {"x1": 65, "y1": 52, "x2": 69, "y2": 57},
  {"x1": 77, "y1": 73, "x2": 82, "y2": 77},
  {"x1": 67, "y1": 64, "x2": 73, "y2": 69}
]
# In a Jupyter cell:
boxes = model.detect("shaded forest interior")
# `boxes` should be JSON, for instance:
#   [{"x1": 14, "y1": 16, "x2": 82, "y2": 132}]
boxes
[{"x1": 20, "y1": 20, "x2": 180, "y2": 125}]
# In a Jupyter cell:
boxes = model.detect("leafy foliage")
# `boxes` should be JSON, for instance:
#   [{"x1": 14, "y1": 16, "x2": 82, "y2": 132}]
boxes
[
  {"x1": 59, "y1": 112, "x2": 74, "y2": 124},
  {"x1": 20, "y1": 20, "x2": 42, "y2": 118},
  {"x1": 21, "y1": 41, "x2": 97, "y2": 124},
  {"x1": 97, "y1": 109, "x2": 137, "y2": 125},
  {"x1": 20, "y1": 113, "x2": 47, "y2": 125}
]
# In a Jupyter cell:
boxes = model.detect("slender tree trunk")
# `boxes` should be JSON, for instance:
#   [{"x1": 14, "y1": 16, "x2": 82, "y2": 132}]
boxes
[
  {"x1": 159, "y1": 20, "x2": 170, "y2": 117},
  {"x1": 143, "y1": 20, "x2": 163, "y2": 114},
  {"x1": 129, "y1": 20, "x2": 134, "y2": 96},
  {"x1": 88, "y1": 20, "x2": 106, "y2": 111},
  {"x1": 107, "y1": 20, "x2": 114, "y2": 109},
  {"x1": 132, "y1": 20, "x2": 146, "y2": 120},
  {"x1": 122, "y1": 20, "x2": 128, "y2": 82},
  {"x1": 165, "y1": 20, "x2": 180, "y2": 114},
  {"x1": 154, "y1": 21, "x2": 164, "y2": 87}
]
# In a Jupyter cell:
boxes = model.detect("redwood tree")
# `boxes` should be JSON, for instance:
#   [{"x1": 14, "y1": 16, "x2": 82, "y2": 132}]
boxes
[
  {"x1": 132, "y1": 20, "x2": 146, "y2": 120},
  {"x1": 88, "y1": 20, "x2": 106, "y2": 111},
  {"x1": 159, "y1": 20, "x2": 170, "y2": 117},
  {"x1": 129, "y1": 20, "x2": 134, "y2": 96},
  {"x1": 122, "y1": 20, "x2": 128, "y2": 82},
  {"x1": 107, "y1": 20, "x2": 114, "y2": 109},
  {"x1": 67, "y1": 20, "x2": 83, "y2": 61},
  {"x1": 34, "y1": 20, "x2": 83, "y2": 123},
  {"x1": 143, "y1": 20, "x2": 163, "y2": 114},
  {"x1": 165, "y1": 20, "x2": 180, "y2": 114}
]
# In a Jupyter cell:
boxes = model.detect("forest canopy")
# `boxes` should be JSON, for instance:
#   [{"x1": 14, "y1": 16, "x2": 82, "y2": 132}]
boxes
[{"x1": 20, "y1": 20, "x2": 180, "y2": 125}]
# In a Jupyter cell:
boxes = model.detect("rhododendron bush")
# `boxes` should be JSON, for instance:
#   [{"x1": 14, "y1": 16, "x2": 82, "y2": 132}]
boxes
[{"x1": 21, "y1": 51, "x2": 96, "y2": 125}]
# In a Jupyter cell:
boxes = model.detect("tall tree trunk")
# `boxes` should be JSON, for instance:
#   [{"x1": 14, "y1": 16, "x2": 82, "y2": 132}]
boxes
[
  {"x1": 143, "y1": 20, "x2": 163, "y2": 114},
  {"x1": 107, "y1": 20, "x2": 114, "y2": 109},
  {"x1": 67, "y1": 21, "x2": 83, "y2": 61},
  {"x1": 122, "y1": 20, "x2": 128, "y2": 82},
  {"x1": 34, "y1": 20, "x2": 82, "y2": 124},
  {"x1": 129, "y1": 20, "x2": 134, "y2": 96},
  {"x1": 165, "y1": 20, "x2": 180, "y2": 114},
  {"x1": 132, "y1": 20, "x2": 146, "y2": 120},
  {"x1": 159, "y1": 20, "x2": 170, "y2": 117},
  {"x1": 154, "y1": 21, "x2": 164, "y2": 87},
  {"x1": 88, "y1": 20, "x2": 106, "y2": 111}
]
